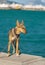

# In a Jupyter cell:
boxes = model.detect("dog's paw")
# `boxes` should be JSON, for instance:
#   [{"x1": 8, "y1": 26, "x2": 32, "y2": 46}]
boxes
[
  {"x1": 16, "y1": 53, "x2": 19, "y2": 56},
  {"x1": 7, "y1": 53, "x2": 11, "y2": 57}
]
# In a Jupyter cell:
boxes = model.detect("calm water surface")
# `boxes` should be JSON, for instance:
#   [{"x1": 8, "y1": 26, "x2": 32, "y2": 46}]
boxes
[{"x1": 0, "y1": 10, "x2": 45, "y2": 57}]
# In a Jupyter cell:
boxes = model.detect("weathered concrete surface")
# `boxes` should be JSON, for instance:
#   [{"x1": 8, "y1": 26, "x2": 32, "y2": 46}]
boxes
[{"x1": 0, "y1": 52, "x2": 45, "y2": 65}]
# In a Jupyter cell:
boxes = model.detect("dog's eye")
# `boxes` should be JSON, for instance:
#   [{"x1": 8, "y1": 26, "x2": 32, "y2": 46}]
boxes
[{"x1": 22, "y1": 27, "x2": 25, "y2": 29}]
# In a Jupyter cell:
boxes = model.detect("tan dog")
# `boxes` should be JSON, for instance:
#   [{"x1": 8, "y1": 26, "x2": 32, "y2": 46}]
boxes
[{"x1": 7, "y1": 20, "x2": 26, "y2": 56}]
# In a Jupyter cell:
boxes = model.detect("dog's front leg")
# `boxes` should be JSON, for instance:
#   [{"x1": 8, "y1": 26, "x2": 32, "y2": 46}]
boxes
[
  {"x1": 7, "y1": 41, "x2": 11, "y2": 56},
  {"x1": 12, "y1": 41, "x2": 16, "y2": 54},
  {"x1": 16, "y1": 38, "x2": 20, "y2": 56}
]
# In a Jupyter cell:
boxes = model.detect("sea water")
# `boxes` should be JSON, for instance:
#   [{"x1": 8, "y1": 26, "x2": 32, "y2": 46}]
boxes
[{"x1": 0, "y1": 10, "x2": 45, "y2": 57}]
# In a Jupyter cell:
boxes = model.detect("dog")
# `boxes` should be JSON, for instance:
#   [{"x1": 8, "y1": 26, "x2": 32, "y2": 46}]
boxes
[{"x1": 7, "y1": 20, "x2": 26, "y2": 56}]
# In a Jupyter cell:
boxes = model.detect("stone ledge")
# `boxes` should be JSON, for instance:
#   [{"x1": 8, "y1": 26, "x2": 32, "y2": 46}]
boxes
[{"x1": 0, "y1": 52, "x2": 45, "y2": 65}]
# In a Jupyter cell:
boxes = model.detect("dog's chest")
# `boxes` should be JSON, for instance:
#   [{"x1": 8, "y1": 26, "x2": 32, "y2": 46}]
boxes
[
  {"x1": 12, "y1": 34, "x2": 20, "y2": 41},
  {"x1": 12, "y1": 36, "x2": 16, "y2": 40}
]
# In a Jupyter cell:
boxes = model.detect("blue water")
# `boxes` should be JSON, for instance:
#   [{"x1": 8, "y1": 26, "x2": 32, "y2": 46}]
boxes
[{"x1": 0, "y1": 10, "x2": 45, "y2": 57}]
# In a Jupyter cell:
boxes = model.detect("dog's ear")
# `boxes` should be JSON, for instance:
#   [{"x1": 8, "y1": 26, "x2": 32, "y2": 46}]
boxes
[
  {"x1": 16, "y1": 20, "x2": 20, "y2": 27},
  {"x1": 21, "y1": 20, "x2": 24, "y2": 25}
]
